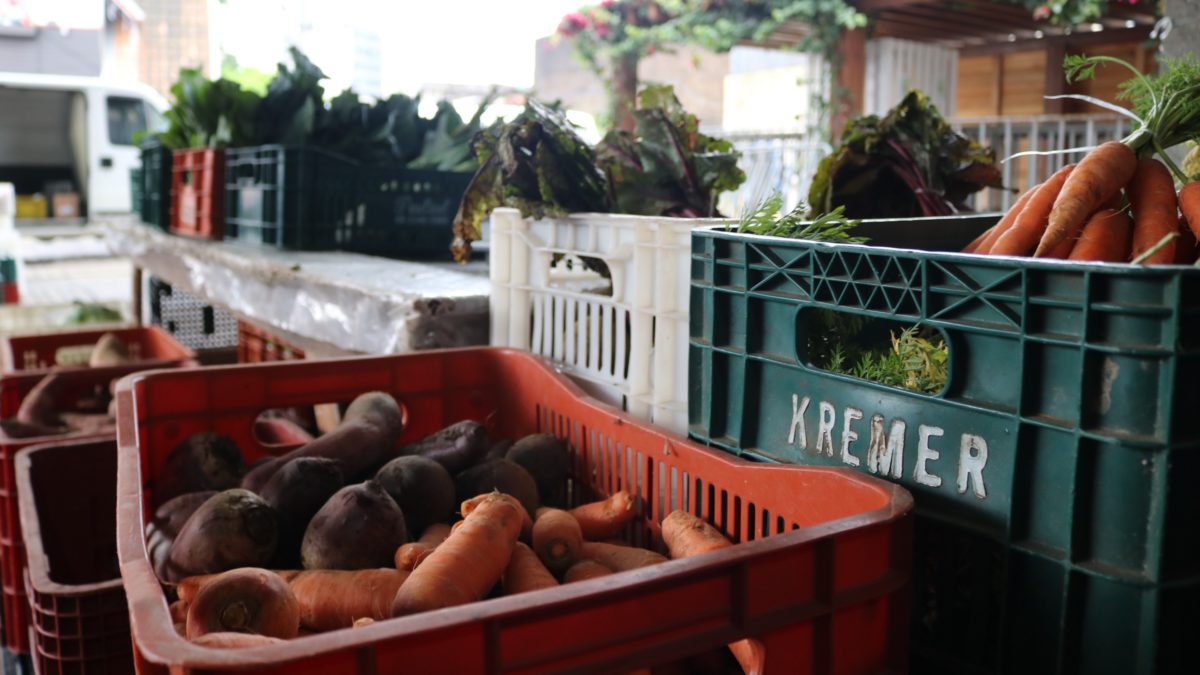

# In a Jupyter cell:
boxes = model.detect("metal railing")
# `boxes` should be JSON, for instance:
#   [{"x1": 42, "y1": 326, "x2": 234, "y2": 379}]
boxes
[{"x1": 713, "y1": 130, "x2": 831, "y2": 218}]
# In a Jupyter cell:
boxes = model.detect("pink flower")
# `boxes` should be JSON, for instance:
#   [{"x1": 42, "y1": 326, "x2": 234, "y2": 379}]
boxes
[
  {"x1": 595, "y1": 23, "x2": 611, "y2": 38},
  {"x1": 557, "y1": 12, "x2": 589, "y2": 36},
  {"x1": 1032, "y1": 5, "x2": 1051, "y2": 20},
  {"x1": 600, "y1": 0, "x2": 615, "y2": 8}
]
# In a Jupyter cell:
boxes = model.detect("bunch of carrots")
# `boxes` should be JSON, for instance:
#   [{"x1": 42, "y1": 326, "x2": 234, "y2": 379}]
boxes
[{"x1": 966, "y1": 54, "x2": 1200, "y2": 264}]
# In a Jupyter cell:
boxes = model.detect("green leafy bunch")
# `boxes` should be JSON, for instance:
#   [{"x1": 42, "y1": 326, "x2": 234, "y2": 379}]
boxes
[
  {"x1": 596, "y1": 84, "x2": 745, "y2": 217},
  {"x1": 817, "y1": 314, "x2": 948, "y2": 395},
  {"x1": 737, "y1": 193, "x2": 865, "y2": 242},
  {"x1": 159, "y1": 68, "x2": 261, "y2": 150}
]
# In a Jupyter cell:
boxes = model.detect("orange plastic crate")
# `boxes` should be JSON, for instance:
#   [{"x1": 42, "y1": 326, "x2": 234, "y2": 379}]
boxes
[
  {"x1": 237, "y1": 321, "x2": 305, "y2": 363},
  {"x1": 0, "y1": 369, "x2": 122, "y2": 654},
  {"x1": 170, "y1": 149, "x2": 225, "y2": 240},
  {"x1": 1, "y1": 326, "x2": 195, "y2": 377},
  {"x1": 17, "y1": 438, "x2": 132, "y2": 674},
  {"x1": 115, "y1": 348, "x2": 913, "y2": 674}
]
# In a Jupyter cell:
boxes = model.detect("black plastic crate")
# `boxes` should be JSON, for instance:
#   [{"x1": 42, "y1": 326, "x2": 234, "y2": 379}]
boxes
[
  {"x1": 139, "y1": 141, "x2": 172, "y2": 229},
  {"x1": 689, "y1": 216, "x2": 1200, "y2": 675},
  {"x1": 147, "y1": 277, "x2": 238, "y2": 351},
  {"x1": 224, "y1": 145, "x2": 471, "y2": 259}
]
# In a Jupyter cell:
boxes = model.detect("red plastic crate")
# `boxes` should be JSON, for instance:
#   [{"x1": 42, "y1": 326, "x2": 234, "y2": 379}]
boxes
[
  {"x1": 17, "y1": 438, "x2": 132, "y2": 674},
  {"x1": 1, "y1": 326, "x2": 195, "y2": 376},
  {"x1": 115, "y1": 348, "x2": 913, "y2": 675},
  {"x1": 170, "y1": 149, "x2": 225, "y2": 240},
  {"x1": 0, "y1": 368, "x2": 123, "y2": 654},
  {"x1": 2, "y1": 282, "x2": 17, "y2": 305},
  {"x1": 237, "y1": 321, "x2": 305, "y2": 363}
]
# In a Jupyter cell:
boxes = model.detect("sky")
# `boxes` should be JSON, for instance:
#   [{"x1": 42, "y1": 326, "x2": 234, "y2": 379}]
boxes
[{"x1": 215, "y1": 0, "x2": 584, "y2": 96}]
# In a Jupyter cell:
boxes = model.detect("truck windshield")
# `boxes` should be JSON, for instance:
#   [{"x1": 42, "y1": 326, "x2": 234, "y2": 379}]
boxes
[{"x1": 107, "y1": 96, "x2": 147, "y2": 145}]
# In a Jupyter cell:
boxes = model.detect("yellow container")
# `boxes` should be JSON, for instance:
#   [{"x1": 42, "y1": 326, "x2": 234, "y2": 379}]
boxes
[{"x1": 15, "y1": 195, "x2": 47, "y2": 219}]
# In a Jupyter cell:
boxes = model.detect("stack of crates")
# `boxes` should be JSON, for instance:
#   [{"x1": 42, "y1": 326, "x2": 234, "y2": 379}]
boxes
[{"x1": 147, "y1": 276, "x2": 238, "y2": 352}]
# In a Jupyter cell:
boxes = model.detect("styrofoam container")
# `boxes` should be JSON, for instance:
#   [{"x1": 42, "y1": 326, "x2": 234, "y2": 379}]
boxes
[{"x1": 489, "y1": 207, "x2": 732, "y2": 433}]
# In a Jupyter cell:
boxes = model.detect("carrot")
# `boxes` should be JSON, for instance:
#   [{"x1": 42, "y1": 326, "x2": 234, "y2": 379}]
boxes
[
  {"x1": 170, "y1": 600, "x2": 188, "y2": 625},
  {"x1": 1181, "y1": 181, "x2": 1200, "y2": 240},
  {"x1": 660, "y1": 511, "x2": 755, "y2": 673},
  {"x1": 992, "y1": 164, "x2": 1076, "y2": 257},
  {"x1": 1036, "y1": 140, "x2": 1138, "y2": 257},
  {"x1": 563, "y1": 559, "x2": 613, "y2": 583},
  {"x1": 391, "y1": 493, "x2": 524, "y2": 617},
  {"x1": 532, "y1": 508, "x2": 583, "y2": 574},
  {"x1": 977, "y1": 187, "x2": 1040, "y2": 254},
  {"x1": 1176, "y1": 216, "x2": 1197, "y2": 264},
  {"x1": 394, "y1": 523, "x2": 453, "y2": 571},
  {"x1": 570, "y1": 490, "x2": 637, "y2": 540},
  {"x1": 1128, "y1": 158, "x2": 1180, "y2": 264},
  {"x1": 352, "y1": 617, "x2": 375, "y2": 628},
  {"x1": 176, "y1": 570, "x2": 302, "y2": 605},
  {"x1": 462, "y1": 491, "x2": 535, "y2": 542},
  {"x1": 578, "y1": 541, "x2": 666, "y2": 572},
  {"x1": 1068, "y1": 208, "x2": 1133, "y2": 262},
  {"x1": 661, "y1": 511, "x2": 733, "y2": 558},
  {"x1": 191, "y1": 632, "x2": 285, "y2": 649},
  {"x1": 503, "y1": 542, "x2": 559, "y2": 595},
  {"x1": 287, "y1": 568, "x2": 410, "y2": 631},
  {"x1": 962, "y1": 224, "x2": 997, "y2": 253},
  {"x1": 185, "y1": 568, "x2": 300, "y2": 640}
]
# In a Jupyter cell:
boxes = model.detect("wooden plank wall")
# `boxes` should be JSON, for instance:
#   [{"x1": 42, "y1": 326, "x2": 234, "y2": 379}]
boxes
[{"x1": 956, "y1": 40, "x2": 1156, "y2": 117}]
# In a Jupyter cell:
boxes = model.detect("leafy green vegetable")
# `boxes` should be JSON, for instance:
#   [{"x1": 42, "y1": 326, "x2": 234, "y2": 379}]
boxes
[
  {"x1": 810, "y1": 310, "x2": 948, "y2": 396},
  {"x1": 452, "y1": 100, "x2": 610, "y2": 261},
  {"x1": 410, "y1": 93, "x2": 498, "y2": 172},
  {"x1": 595, "y1": 85, "x2": 745, "y2": 217},
  {"x1": 737, "y1": 194, "x2": 866, "y2": 242},
  {"x1": 62, "y1": 302, "x2": 124, "y2": 326},
  {"x1": 254, "y1": 47, "x2": 326, "y2": 146},
  {"x1": 808, "y1": 90, "x2": 1002, "y2": 220},
  {"x1": 159, "y1": 68, "x2": 261, "y2": 149}
]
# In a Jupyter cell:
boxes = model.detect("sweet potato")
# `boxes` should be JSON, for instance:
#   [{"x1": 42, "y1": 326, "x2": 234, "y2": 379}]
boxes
[
  {"x1": 156, "y1": 433, "x2": 246, "y2": 507},
  {"x1": 259, "y1": 458, "x2": 343, "y2": 567},
  {"x1": 301, "y1": 481, "x2": 407, "y2": 570},
  {"x1": 375, "y1": 455, "x2": 455, "y2": 534},
  {"x1": 88, "y1": 332, "x2": 131, "y2": 367},
  {"x1": 401, "y1": 420, "x2": 488, "y2": 475},
  {"x1": 191, "y1": 632, "x2": 285, "y2": 649},
  {"x1": 455, "y1": 458, "x2": 539, "y2": 518},
  {"x1": 185, "y1": 568, "x2": 299, "y2": 639},
  {"x1": 241, "y1": 392, "x2": 404, "y2": 493},
  {"x1": 506, "y1": 433, "x2": 569, "y2": 507},
  {"x1": 165, "y1": 490, "x2": 279, "y2": 582}
]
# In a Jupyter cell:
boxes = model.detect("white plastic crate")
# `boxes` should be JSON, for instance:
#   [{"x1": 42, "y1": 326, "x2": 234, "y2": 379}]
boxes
[{"x1": 489, "y1": 207, "x2": 732, "y2": 434}]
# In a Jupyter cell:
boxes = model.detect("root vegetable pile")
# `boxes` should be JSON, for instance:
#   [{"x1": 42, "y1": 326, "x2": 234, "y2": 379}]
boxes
[{"x1": 158, "y1": 392, "x2": 767, "y2": 671}]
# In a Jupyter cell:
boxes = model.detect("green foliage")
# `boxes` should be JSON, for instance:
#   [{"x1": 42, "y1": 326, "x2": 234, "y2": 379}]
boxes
[
  {"x1": 737, "y1": 193, "x2": 865, "y2": 242},
  {"x1": 62, "y1": 302, "x2": 124, "y2": 326},
  {"x1": 808, "y1": 90, "x2": 1003, "y2": 219},
  {"x1": 595, "y1": 85, "x2": 745, "y2": 217},
  {"x1": 158, "y1": 68, "x2": 261, "y2": 149},
  {"x1": 254, "y1": 47, "x2": 326, "y2": 146},
  {"x1": 220, "y1": 53, "x2": 272, "y2": 96},
  {"x1": 809, "y1": 309, "x2": 948, "y2": 396},
  {"x1": 410, "y1": 93, "x2": 499, "y2": 172}
]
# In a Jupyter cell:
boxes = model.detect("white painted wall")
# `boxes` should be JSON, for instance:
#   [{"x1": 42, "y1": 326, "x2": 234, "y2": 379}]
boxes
[{"x1": 864, "y1": 37, "x2": 958, "y2": 117}]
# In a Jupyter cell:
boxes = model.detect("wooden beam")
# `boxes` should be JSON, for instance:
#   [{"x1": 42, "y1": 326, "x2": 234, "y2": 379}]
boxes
[
  {"x1": 833, "y1": 27, "x2": 867, "y2": 138},
  {"x1": 886, "y1": 6, "x2": 1022, "y2": 34},
  {"x1": 958, "y1": 26, "x2": 1155, "y2": 56},
  {"x1": 853, "y1": 0, "x2": 930, "y2": 13}
]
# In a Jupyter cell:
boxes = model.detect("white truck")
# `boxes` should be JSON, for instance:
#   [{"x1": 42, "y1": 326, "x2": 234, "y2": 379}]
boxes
[{"x1": 0, "y1": 72, "x2": 167, "y2": 220}]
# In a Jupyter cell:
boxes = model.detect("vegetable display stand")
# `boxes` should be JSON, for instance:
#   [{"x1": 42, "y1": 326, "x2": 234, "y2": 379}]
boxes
[
  {"x1": 16, "y1": 438, "x2": 132, "y2": 674},
  {"x1": 689, "y1": 218, "x2": 1200, "y2": 674},
  {"x1": 237, "y1": 320, "x2": 304, "y2": 363},
  {"x1": 170, "y1": 149, "x2": 225, "y2": 240},
  {"x1": 115, "y1": 348, "x2": 912, "y2": 674},
  {"x1": 140, "y1": 141, "x2": 172, "y2": 230},
  {"x1": 489, "y1": 208, "x2": 731, "y2": 435},
  {"x1": 1, "y1": 326, "x2": 195, "y2": 377},
  {"x1": 0, "y1": 368, "x2": 123, "y2": 654},
  {"x1": 1, "y1": 258, "x2": 17, "y2": 305},
  {"x1": 224, "y1": 145, "x2": 472, "y2": 258}
]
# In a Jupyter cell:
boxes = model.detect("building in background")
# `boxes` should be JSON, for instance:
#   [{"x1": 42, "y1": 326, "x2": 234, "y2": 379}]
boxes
[
  {"x1": 0, "y1": 0, "x2": 143, "y2": 79},
  {"x1": 140, "y1": 0, "x2": 210, "y2": 97},
  {"x1": 351, "y1": 27, "x2": 382, "y2": 99}
]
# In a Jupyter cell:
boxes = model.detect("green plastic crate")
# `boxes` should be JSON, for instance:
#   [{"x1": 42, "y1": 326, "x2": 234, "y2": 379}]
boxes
[
  {"x1": 130, "y1": 167, "x2": 143, "y2": 216},
  {"x1": 224, "y1": 145, "x2": 472, "y2": 259},
  {"x1": 1, "y1": 258, "x2": 17, "y2": 305},
  {"x1": 139, "y1": 141, "x2": 172, "y2": 229},
  {"x1": 689, "y1": 217, "x2": 1200, "y2": 675}
]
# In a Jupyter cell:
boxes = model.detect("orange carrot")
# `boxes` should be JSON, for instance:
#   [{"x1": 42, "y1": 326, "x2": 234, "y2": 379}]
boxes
[
  {"x1": 1068, "y1": 208, "x2": 1133, "y2": 262},
  {"x1": 1128, "y1": 158, "x2": 1179, "y2": 264},
  {"x1": 191, "y1": 632, "x2": 286, "y2": 649},
  {"x1": 352, "y1": 617, "x2": 375, "y2": 628},
  {"x1": 962, "y1": 224, "x2": 997, "y2": 254},
  {"x1": 170, "y1": 600, "x2": 188, "y2": 625},
  {"x1": 532, "y1": 508, "x2": 583, "y2": 574},
  {"x1": 563, "y1": 559, "x2": 614, "y2": 583},
  {"x1": 1036, "y1": 141, "x2": 1137, "y2": 257},
  {"x1": 977, "y1": 188, "x2": 1039, "y2": 254},
  {"x1": 578, "y1": 541, "x2": 666, "y2": 572},
  {"x1": 185, "y1": 568, "x2": 299, "y2": 640},
  {"x1": 391, "y1": 493, "x2": 524, "y2": 617},
  {"x1": 503, "y1": 542, "x2": 559, "y2": 595},
  {"x1": 395, "y1": 523, "x2": 453, "y2": 571},
  {"x1": 1181, "y1": 181, "x2": 1200, "y2": 240},
  {"x1": 992, "y1": 164, "x2": 1075, "y2": 257},
  {"x1": 177, "y1": 570, "x2": 301, "y2": 605},
  {"x1": 289, "y1": 568, "x2": 409, "y2": 632},
  {"x1": 570, "y1": 491, "x2": 637, "y2": 540},
  {"x1": 661, "y1": 511, "x2": 733, "y2": 558}
]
